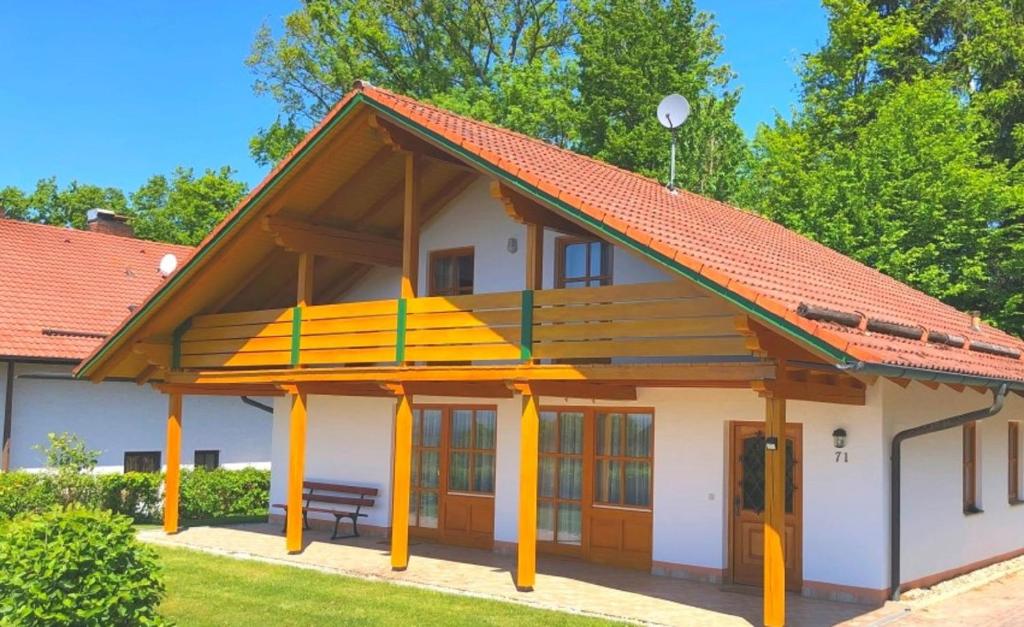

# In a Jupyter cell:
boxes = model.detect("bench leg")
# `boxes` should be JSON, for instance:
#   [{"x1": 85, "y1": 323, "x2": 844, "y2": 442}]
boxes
[
  {"x1": 280, "y1": 507, "x2": 288, "y2": 533},
  {"x1": 352, "y1": 514, "x2": 359, "y2": 537},
  {"x1": 303, "y1": 510, "x2": 310, "y2": 530},
  {"x1": 331, "y1": 516, "x2": 342, "y2": 540},
  {"x1": 329, "y1": 515, "x2": 360, "y2": 540}
]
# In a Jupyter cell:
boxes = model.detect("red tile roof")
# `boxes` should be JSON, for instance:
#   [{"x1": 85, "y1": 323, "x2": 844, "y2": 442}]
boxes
[
  {"x1": 356, "y1": 84, "x2": 1024, "y2": 383},
  {"x1": 0, "y1": 219, "x2": 191, "y2": 361},
  {"x1": 76, "y1": 83, "x2": 1024, "y2": 384}
]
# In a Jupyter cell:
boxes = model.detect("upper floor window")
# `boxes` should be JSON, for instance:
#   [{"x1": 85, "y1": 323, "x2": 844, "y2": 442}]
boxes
[
  {"x1": 1010, "y1": 422, "x2": 1021, "y2": 504},
  {"x1": 964, "y1": 422, "x2": 981, "y2": 514},
  {"x1": 556, "y1": 238, "x2": 612, "y2": 288},
  {"x1": 124, "y1": 451, "x2": 161, "y2": 474},
  {"x1": 429, "y1": 247, "x2": 474, "y2": 296}
]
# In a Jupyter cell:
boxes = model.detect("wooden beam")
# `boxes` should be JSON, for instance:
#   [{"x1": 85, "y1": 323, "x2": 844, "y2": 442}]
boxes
[
  {"x1": 515, "y1": 383, "x2": 539, "y2": 591},
  {"x1": 404, "y1": 381, "x2": 514, "y2": 398},
  {"x1": 166, "y1": 361, "x2": 778, "y2": 386},
  {"x1": 134, "y1": 364, "x2": 159, "y2": 386},
  {"x1": 754, "y1": 379, "x2": 866, "y2": 406},
  {"x1": 263, "y1": 216, "x2": 402, "y2": 267},
  {"x1": 390, "y1": 384, "x2": 413, "y2": 570},
  {"x1": 285, "y1": 390, "x2": 308, "y2": 553},
  {"x1": 311, "y1": 148, "x2": 398, "y2": 220},
  {"x1": 133, "y1": 341, "x2": 172, "y2": 370},
  {"x1": 490, "y1": 181, "x2": 590, "y2": 237},
  {"x1": 297, "y1": 252, "x2": 315, "y2": 307},
  {"x1": 163, "y1": 392, "x2": 182, "y2": 534},
  {"x1": 402, "y1": 153, "x2": 420, "y2": 300},
  {"x1": 369, "y1": 114, "x2": 473, "y2": 170},
  {"x1": 154, "y1": 383, "x2": 285, "y2": 397},
  {"x1": 764, "y1": 395, "x2": 786, "y2": 626},
  {"x1": 525, "y1": 223, "x2": 543, "y2": 291},
  {"x1": 530, "y1": 381, "x2": 637, "y2": 401}
]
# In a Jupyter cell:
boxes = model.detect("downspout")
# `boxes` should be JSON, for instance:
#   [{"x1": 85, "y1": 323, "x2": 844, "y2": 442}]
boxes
[
  {"x1": 240, "y1": 396, "x2": 274, "y2": 414},
  {"x1": 889, "y1": 383, "x2": 1008, "y2": 600},
  {"x1": 2, "y1": 360, "x2": 14, "y2": 471}
]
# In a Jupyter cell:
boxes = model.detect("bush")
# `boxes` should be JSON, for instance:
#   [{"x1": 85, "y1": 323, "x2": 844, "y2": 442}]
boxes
[
  {"x1": 34, "y1": 432, "x2": 102, "y2": 507},
  {"x1": 98, "y1": 473, "x2": 163, "y2": 523},
  {"x1": 179, "y1": 467, "x2": 270, "y2": 519},
  {"x1": 0, "y1": 508, "x2": 166, "y2": 626},
  {"x1": 0, "y1": 471, "x2": 57, "y2": 520}
]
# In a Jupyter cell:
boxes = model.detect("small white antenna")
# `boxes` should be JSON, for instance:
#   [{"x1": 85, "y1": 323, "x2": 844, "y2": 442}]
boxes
[
  {"x1": 158, "y1": 253, "x2": 178, "y2": 277},
  {"x1": 657, "y1": 94, "x2": 690, "y2": 191}
]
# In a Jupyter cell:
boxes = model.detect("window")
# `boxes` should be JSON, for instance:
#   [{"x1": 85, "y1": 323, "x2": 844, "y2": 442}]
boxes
[
  {"x1": 429, "y1": 248, "x2": 474, "y2": 296},
  {"x1": 447, "y1": 408, "x2": 496, "y2": 494},
  {"x1": 124, "y1": 451, "x2": 161, "y2": 473},
  {"x1": 1010, "y1": 422, "x2": 1021, "y2": 504},
  {"x1": 194, "y1": 450, "x2": 220, "y2": 470},
  {"x1": 538, "y1": 410, "x2": 584, "y2": 545},
  {"x1": 595, "y1": 412, "x2": 654, "y2": 507},
  {"x1": 964, "y1": 423, "x2": 981, "y2": 513},
  {"x1": 556, "y1": 238, "x2": 612, "y2": 288}
]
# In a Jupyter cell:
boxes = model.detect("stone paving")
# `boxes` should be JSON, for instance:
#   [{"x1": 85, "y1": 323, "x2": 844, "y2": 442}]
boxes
[{"x1": 139, "y1": 523, "x2": 887, "y2": 626}]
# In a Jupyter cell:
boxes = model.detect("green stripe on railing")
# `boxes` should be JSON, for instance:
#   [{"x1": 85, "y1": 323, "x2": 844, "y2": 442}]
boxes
[
  {"x1": 290, "y1": 306, "x2": 302, "y2": 367},
  {"x1": 520, "y1": 289, "x2": 534, "y2": 361},
  {"x1": 171, "y1": 320, "x2": 191, "y2": 370},
  {"x1": 395, "y1": 298, "x2": 408, "y2": 363}
]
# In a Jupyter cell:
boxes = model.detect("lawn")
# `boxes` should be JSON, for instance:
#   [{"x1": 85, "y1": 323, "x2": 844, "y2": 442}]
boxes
[{"x1": 154, "y1": 545, "x2": 620, "y2": 626}]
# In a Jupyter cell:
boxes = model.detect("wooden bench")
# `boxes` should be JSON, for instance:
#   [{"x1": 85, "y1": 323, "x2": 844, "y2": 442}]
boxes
[{"x1": 273, "y1": 481, "x2": 378, "y2": 539}]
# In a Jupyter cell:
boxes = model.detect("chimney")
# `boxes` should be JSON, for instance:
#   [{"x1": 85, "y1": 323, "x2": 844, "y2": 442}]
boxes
[
  {"x1": 86, "y1": 208, "x2": 133, "y2": 238},
  {"x1": 969, "y1": 310, "x2": 982, "y2": 331}
]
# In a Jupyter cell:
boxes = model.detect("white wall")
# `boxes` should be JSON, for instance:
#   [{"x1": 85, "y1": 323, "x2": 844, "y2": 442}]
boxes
[
  {"x1": 7, "y1": 362, "x2": 272, "y2": 471},
  {"x1": 340, "y1": 177, "x2": 672, "y2": 301},
  {"x1": 884, "y1": 380, "x2": 1024, "y2": 585}
]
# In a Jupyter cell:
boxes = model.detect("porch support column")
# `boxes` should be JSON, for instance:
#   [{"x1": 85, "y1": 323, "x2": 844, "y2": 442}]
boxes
[
  {"x1": 401, "y1": 152, "x2": 419, "y2": 299},
  {"x1": 390, "y1": 386, "x2": 414, "y2": 570},
  {"x1": 525, "y1": 223, "x2": 543, "y2": 291},
  {"x1": 163, "y1": 392, "x2": 182, "y2": 534},
  {"x1": 516, "y1": 383, "x2": 539, "y2": 591},
  {"x1": 286, "y1": 388, "x2": 308, "y2": 553},
  {"x1": 763, "y1": 395, "x2": 786, "y2": 626}
]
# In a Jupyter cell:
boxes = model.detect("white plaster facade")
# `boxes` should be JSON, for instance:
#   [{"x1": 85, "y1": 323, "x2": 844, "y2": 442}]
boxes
[
  {"x1": 264, "y1": 178, "x2": 1024, "y2": 603},
  {"x1": 2, "y1": 361, "x2": 272, "y2": 472}
]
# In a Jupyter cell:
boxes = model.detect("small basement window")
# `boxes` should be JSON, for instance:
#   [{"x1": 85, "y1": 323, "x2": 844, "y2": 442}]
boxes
[
  {"x1": 194, "y1": 450, "x2": 220, "y2": 470},
  {"x1": 124, "y1": 451, "x2": 161, "y2": 473}
]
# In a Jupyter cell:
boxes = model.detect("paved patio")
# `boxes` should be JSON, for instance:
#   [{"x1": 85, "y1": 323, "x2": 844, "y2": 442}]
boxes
[{"x1": 139, "y1": 523, "x2": 894, "y2": 626}]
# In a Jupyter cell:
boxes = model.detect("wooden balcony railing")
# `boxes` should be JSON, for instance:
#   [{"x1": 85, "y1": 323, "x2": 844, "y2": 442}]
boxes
[{"x1": 173, "y1": 281, "x2": 750, "y2": 371}]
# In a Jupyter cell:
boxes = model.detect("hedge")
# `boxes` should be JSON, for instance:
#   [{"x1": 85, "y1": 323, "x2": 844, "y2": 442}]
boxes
[{"x1": 0, "y1": 467, "x2": 270, "y2": 523}]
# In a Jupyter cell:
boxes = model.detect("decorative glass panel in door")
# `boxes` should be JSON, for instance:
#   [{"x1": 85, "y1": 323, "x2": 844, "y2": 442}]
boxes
[
  {"x1": 410, "y1": 408, "x2": 442, "y2": 529},
  {"x1": 537, "y1": 410, "x2": 584, "y2": 546}
]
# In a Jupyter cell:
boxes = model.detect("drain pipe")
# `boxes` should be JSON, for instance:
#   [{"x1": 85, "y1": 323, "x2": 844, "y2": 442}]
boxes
[
  {"x1": 889, "y1": 383, "x2": 1008, "y2": 600},
  {"x1": 240, "y1": 396, "x2": 274, "y2": 414}
]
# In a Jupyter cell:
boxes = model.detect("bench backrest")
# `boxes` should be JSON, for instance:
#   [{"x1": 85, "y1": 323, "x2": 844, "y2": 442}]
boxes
[{"x1": 302, "y1": 481, "x2": 378, "y2": 508}]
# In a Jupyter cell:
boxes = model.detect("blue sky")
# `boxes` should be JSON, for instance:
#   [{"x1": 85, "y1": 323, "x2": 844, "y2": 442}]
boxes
[{"x1": 0, "y1": 1, "x2": 826, "y2": 194}]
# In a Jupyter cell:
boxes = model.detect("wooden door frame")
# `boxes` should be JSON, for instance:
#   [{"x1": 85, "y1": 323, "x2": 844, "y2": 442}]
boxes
[
  {"x1": 408, "y1": 403, "x2": 497, "y2": 544},
  {"x1": 536, "y1": 405, "x2": 655, "y2": 564},
  {"x1": 726, "y1": 420, "x2": 803, "y2": 589}
]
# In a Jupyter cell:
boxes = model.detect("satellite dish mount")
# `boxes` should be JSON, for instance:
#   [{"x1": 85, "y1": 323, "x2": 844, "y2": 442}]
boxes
[{"x1": 656, "y1": 94, "x2": 690, "y2": 191}]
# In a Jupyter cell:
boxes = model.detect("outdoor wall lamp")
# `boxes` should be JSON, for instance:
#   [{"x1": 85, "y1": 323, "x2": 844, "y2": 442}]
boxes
[
  {"x1": 507, "y1": 237, "x2": 518, "y2": 254},
  {"x1": 832, "y1": 428, "x2": 848, "y2": 449}
]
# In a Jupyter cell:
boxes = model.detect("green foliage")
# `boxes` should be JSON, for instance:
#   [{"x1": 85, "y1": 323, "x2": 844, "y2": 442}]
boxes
[
  {"x1": 738, "y1": 0, "x2": 1024, "y2": 331},
  {"x1": 131, "y1": 166, "x2": 248, "y2": 245},
  {"x1": 244, "y1": 0, "x2": 747, "y2": 199},
  {"x1": 98, "y1": 472, "x2": 164, "y2": 523},
  {"x1": 0, "y1": 178, "x2": 128, "y2": 228},
  {"x1": 34, "y1": 432, "x2": 102, "y2": 508},
  {"x1": 0, "y1": 508, "x2": 166, "y2": 626},
  {"x1": 179, "y1": 467, "x2": 271, "y2": 520},
  {"x1": 0, "y1": 471, "x2": 58, "y2": 520}
]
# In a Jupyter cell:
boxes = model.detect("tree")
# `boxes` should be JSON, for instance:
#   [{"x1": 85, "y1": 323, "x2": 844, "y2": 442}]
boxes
[
  {"x1": 737, "y1": 0, "x2": 1024, "y2": 331},
  {"x1": 2, "y1": 178, "x2": 129, "y2": 228},
  {"x1": 245, "y1": 0, "x2": 747, "y2": 200},
  {"x1": 131, "y1": 166, "x2": 248, "y2": 246}
]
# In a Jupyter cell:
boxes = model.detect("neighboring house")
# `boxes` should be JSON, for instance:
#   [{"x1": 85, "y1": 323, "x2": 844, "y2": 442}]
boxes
[
  {"x1": 78, "y1": 82, "x2": 1024, "y2": 622},
  {"x1": 0, "y1": 213, "x2": 271, "y2": 472}
]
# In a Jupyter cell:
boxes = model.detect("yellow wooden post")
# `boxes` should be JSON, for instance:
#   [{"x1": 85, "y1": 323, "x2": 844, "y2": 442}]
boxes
[
  {"x1": 517, "y1": 385, "x2": 539, "y2": 590},
  {"x1": 163, "y1": 391, "x2": 182, "y2": 534},
  {"x1": 297, "y1": 252, "x2": 314, "y2": 307},
  {"x1": 525, "y1": 223, "x2": 543, "y2": 291},
  {"x1": 401, "y1": 152, "x2": 419, "y2": 300},
  {"x1": 286, "y1": 389, "x2": 308, "y2": 553},
  {"x1": 391, "y1": 387, "x2": 414, "y2": 569},
  {"x1": 764, "y1": 395, "x2": 787, "y2": 626}
]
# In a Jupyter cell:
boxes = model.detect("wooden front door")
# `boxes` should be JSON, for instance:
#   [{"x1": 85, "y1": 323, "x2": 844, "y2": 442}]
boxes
[
  {"x1": 410, "y1": 405, "x2": 495, "y2": 549},
  {"x1": 537, "y1": 407, "x2": 654, "y2": 570},
  {"x1": 729, "y1": 422, "x2": 802, "y2": 590}
]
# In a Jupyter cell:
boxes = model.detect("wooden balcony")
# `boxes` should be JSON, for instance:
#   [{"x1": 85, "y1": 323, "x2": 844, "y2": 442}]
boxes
[{"x1": 174, "y1": 281, "x2": 754, "y2": 372}]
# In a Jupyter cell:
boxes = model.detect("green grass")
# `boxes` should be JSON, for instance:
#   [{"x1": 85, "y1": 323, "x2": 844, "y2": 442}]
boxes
[{"x1": 154, "y1": 545, "x2": 620, "y2": 626}]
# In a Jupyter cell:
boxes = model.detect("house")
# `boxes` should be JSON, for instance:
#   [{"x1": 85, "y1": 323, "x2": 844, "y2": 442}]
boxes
[
  {"x1": 76, "y1": 82, "x2": 1024, "y2": 625},
  {"x1": 0, "y1": 213, "x2": 271, "y2": 472}
]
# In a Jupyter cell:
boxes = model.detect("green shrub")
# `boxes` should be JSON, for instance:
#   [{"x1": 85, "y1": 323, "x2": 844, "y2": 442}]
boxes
[
  {"x1": 34, "y1": 432, "x2": 102, "y2": 507},
  {"x1": 179, "y1": 467, "x2": 270, "y2": 519},
  {"x1": 98, "y1": 472, "x2": 163, "y2": 523},
  {"x1": 0, "y1": 507, "x2": 166, "y2": 626},
  {"x1": 0, "y1": 471, "x2": 57, "y2": 520}
]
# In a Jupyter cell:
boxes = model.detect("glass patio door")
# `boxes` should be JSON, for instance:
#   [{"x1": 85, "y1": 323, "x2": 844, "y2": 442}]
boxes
[
  {"x1": 410, "y1": 408, "x2": 443, "y2": 531},
  {"x1": 537, "y1": 410, "x2": 585, "y2": 549}
]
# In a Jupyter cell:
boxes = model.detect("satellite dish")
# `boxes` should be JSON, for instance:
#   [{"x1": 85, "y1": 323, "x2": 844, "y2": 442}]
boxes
[
  {"x1": 657, "y1": 94, "x2": 690, "y2": 129},
  {"x1": 158, "y1": 253, "x2": 178, "y2": 277}
]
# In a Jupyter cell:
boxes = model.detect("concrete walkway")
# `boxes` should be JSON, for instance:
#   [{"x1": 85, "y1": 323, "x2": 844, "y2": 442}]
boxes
[{"x1": 140, "y1": 523, "x2": 883, "y2": 626}]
